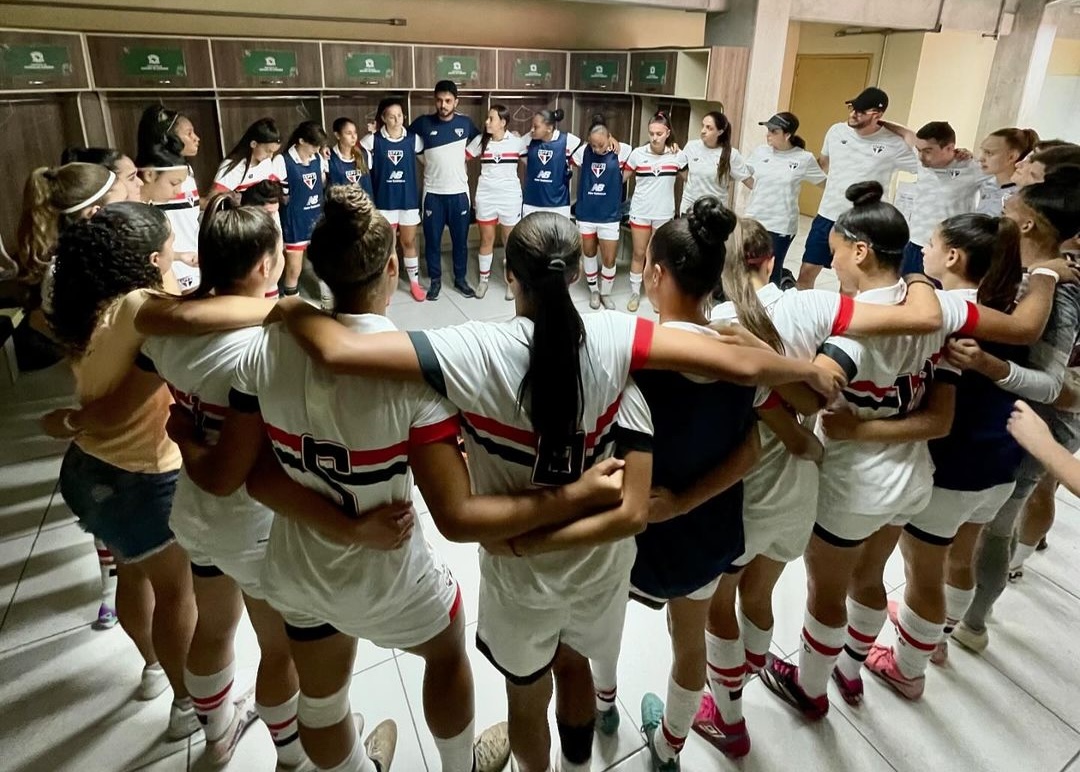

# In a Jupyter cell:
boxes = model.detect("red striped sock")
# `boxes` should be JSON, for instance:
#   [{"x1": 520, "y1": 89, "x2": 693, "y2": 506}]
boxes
[
  {"x1": 837, "y1": 599, "x2": 886, "y2": 680},
  {"x1": 184, "y1": 663, "x2": 235, "y2": 741},
  {"x1": 705, "y1": 630, "x2": 745, "y2": 724},
  {"x1": 797, "y1": 612, "x2": 845, "y2": 698}
]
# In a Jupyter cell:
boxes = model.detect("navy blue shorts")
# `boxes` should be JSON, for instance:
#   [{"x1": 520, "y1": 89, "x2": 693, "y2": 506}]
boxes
[
  {"x1": 59, "y1": 443, "x2": 179, "y2": 563},
  {"x1": 901, "y1": 241, "x2": 925, "y2": 275},
  {"x1": 801, "y1": 215, "x2": 836, "y2": 268},
  {"x1": 768, "y1": 232, "x2": 796, "y2": 285}
]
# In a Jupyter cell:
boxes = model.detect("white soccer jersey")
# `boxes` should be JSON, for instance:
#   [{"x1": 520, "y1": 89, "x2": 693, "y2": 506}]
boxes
[
  {"x1": 467, "y1": 133, "x2": 528, "y2": 200},
  {"x1": 680, "y1": 140, "x2": 751, "y2": 212},
  {"x1": 230, "y1": 314, "x2": 459, "y2": 631},
  {"x1": 907, "y1": 156, "x2": 983, "y2": 246},
  {"x1": 139, "y1": 327, "x2": 272, "y2": 557},
  {"x1": 410, "y1": 313, "x2": 655, "y2": 607},
  {"x1": 817, "y1": 124, "x2": 919, "y2": 221},
  {"x1": 975, "y1": 177, "x2": 1017, "y2": 217},
  {"x1": 816, "y1": 283, "x2": 977, "y2": 515},
  {"x1": 745, "y1": 145, "x2": 828, "y2": 235},
  {"x1": 626, "y1": 146, "x2": 688, "y2": 221},
  {"x1": 213, "y1": 154, "x2": 287, "y2": 194}
]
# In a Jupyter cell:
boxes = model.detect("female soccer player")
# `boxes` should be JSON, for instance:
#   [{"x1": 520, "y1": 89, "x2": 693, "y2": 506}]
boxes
[
  {"x1": 572, "y1": 115, "x2": 632, "y2": 310},
  {"x1": 977, "y1": 127, "x2": 1039, "y2": 216},
  {"x1": 361, "y1": 97, "x2": 425, "y2": 301},
  {"x1": 467, "y1": 105, "x2": 527, "y2": 299},
  {"x1": 280, "y1": 120, "x2": 328, "y2": 298},
  {"x1": 329, "y1": 117, "x2": 374, "y2": 198},
  {"x1": 744, "y1": 113, "x2": 827, "y2": 284},
  {"x1": 680, "y1": 112, "x2": 751, "y2": 215},
  {"x1": 61, "y1": 147, "x2": 143, "y2": 202},
  {"x1": 138, "y1": 106, "x2": 202, "y2": 260},
  {"x1": 624, "y1": 112, "x2": 688, "y2": 312},
  {"x1": 212, "y1": 118, "x2": 285, "y2": 194},
  {"x1": 521, "y1": 108, "x2": 579, "y2": 221},
  {"x1": 138, "y1": 140, "x2": 200, "y2": 293}
]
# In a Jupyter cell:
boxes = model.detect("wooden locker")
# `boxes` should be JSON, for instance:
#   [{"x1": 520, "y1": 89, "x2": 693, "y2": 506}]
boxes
[
  {"x1": 216, "y1": 95, "x2": 325, "y2": 161},
  {"x1": 211, "y1": 39, "x2": 323, "y2": 91},
  {"x1": 322, "y1": 43, "x2": 413, "y2": 91},
  {"x1": 0, "y1": 30, "x2": 89, "y2": 91},
  {"x1": 86, "y1": 35, "x2": 213, "y2": 90}
]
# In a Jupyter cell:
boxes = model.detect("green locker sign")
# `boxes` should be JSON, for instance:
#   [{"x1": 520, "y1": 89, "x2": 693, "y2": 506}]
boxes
[
  {"x1": 514, "y1": 59, "x2": 551, "y2": 84},
  {"x1": 122, "y1": 47, "x2": 186, "y2": 77},
  {"x1": 582, "y1": 59, "x2": 619, "y2": 84},
  {"x1": 638, "y1": 59, "x2": 668, "y2": 86},
  {"x1": 436, "y1": 55, "x2": 478, "y2": 84},
  {"x1": 346, "y1": 52, "x2": 394, "y2": 81},
  {"x1": 1, "y1": 44, "x2": 72, "y2": 79},
  {"x1": 243, "y1": 49, "x2": 298, "y2": 78}
]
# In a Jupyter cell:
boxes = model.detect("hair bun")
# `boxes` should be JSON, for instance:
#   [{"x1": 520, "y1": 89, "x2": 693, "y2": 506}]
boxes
[
  {"x1": 846, "y1": 180, "x2": 884, "y2": 207},
  {"x1": 590, "y1": 113, "x2": 606, "y2": 127},
  {"x1": 551, "y1": 108, "x2": 565, "y2": 123},
  {"x1": 687, "y1": 196, "x2": 737, "y2": 248},
  {"x1": 322, "y1": 184, "x2": 375, "y2": 231}
]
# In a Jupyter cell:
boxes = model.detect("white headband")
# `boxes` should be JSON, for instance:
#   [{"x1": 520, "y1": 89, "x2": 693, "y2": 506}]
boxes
[
  {"x1": 139, "y1": 165, "x2": 188, "y2": 172},
  {"x1": 60, "y1": 171, "x2": 117, "y2": 214}
]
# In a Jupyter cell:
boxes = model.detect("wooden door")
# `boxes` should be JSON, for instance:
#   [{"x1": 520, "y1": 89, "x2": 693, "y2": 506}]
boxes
[
  {"x1": 788, "y1": 54, "x2": 871, "y2": 216},
  {"x1": 216, "y1": 95, "x2": 324, "y2": 159}
]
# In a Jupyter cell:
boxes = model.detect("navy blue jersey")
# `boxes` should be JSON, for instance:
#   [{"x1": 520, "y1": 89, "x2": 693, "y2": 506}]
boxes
[
  {"x1": 370, "y1": 131, "x2": 421, "y2": 211},
  {"x1": 281, "y1": 147, "x2": 325, "y2": 247},
  {"x1": 408, "y1": 113, "x2": 480, "y2": 196},
  {"x1": 328, "y1": 146, "x2": 374, "y2": 198},
  {"x1": 523, "y1": 130, "x2": 578, "y2": 208},
  {"x1": 630, "y1": 354, "x2": 755, "y2": 599},
  {"x1": 574, "y1": 143, "x2": 630, "y2": 223}
]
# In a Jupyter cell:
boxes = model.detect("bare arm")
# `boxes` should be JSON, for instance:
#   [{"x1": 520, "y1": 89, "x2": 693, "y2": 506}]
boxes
[
  {"x1": 968, "y1": 272, "x2": 1059, "y2": 346},
  {"x1": 650, "y1": 427, "x2": 760, "y2": 523},
  {"x1": 1008, "y1": 400, "x2": 1080, "y2": 497},
  {"x1": 758, "y1": 406, "x2": 824, "y2": 462},
  {"x1": 818, "y1": 155, "x2": 830, "y2": 174},
  {"x1": 821, "y1": 381, "x2": 956, "y2": 443},
  {"x1": 135, "y1": 293, "x2": 278, "y2": 336},
  {"x1": 169, "y1": 405, "x2": 265, "y2": 497},
  {"x1": 773, "y1": 382, "x2": 828, "y2": 415},
  {"x1": 879, "y1": 120, "x2": 917, "y2": 148}
]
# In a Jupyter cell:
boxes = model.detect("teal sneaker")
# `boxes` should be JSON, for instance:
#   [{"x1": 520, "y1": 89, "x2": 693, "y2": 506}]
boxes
[
  {"x1": 596, "y1": 704, "x2": 620, "y2": 736},
  {"x1": 640, "y1": 693, "x2": 680, "y2": 771}
]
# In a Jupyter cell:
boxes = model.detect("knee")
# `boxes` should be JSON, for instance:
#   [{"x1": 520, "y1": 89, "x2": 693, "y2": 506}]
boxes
[{"x1": 297, "y1": 682, "x2": 351, "y2": 730}]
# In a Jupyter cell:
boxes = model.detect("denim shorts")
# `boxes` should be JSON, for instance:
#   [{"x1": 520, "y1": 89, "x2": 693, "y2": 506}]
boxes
[{"x1": 59, "y1": 443, "x2": 179, "y2": 563}]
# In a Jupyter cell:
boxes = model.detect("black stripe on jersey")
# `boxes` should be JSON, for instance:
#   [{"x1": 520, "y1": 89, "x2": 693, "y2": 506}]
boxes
[
  {"x1": 843, "y1": 391, "x2": 899, "y2": 411},
  {"x1": 154, "y1": 201, "x2": 197, "y2": 212},
  {"x1": 135, "y1": 352, "x2": 157, "y2": 373},
  {"x1": 934, "y1": 369, "x2": 961, "y2": 386},
  {"x1": 812, "y1": 522, "x2": 866, "y2": 548},
  {"x1": 818, "y1": 342, "x2": 858, "y2": 382},
  {"x1": 273, "y1": 447, "x2": 411, "y2": 487},
  {"x1": 461, "y1": 420, "x2": 536, "y2": 468},
  {"x1": 611, "y1": 427, "x2": 653, "y2": 457},
  {"x1": 634, "y1": 171, "x2": 680, "y2": 178},
  {"x1": 229, "y1": 388, "x2": 261, "y2": 413},
  {"x1": 408, "y1": 331, "x2": 447, "y2": 398}
]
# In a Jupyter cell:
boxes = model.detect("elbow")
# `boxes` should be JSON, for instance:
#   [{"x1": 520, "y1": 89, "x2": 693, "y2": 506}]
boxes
[
  {"x1": 622, "y1": 501, "x2": 650, "y2": 536},
  {"x1": 927, "y1": 416, "x2": 954, "y2": 441},
  {"x1": 435, "y1": 512, "x2": 472, "y2": 544}
]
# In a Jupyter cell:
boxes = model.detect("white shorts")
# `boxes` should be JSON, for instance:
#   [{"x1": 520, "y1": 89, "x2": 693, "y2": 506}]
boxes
[
  {"x1": 735, "y1": 459, "x2": 818, "y2": 566},
  {"x1": 892, "y1": 482, "x2": 1016, "y2": 543},
  {"x1": 630, "y1": 575, "x2": 719, "y2": 607},
  {"x1": 188, "y1": 543, "x2": 268, "y2": 600},
  {"x1": 476, "y1": 573, "x2": 630, "y2": 684},
  {"x1": 629, "y1": 216, "x2": 671, "y2": 231},
  {"x1": 578, "y1": 221, "x2": 621, "y2": 241},
  {"x1": 475, "y1": 196, "x2": 522, "y2": 228},
  {"x1": 522, "y1": 204, "x2": 571, "y2": 220},
  {"x1": 380, "y1": 209, "x2": 421, "y2": 228},
  {"x1": 815, "y1": 507, "x2": 916, "y2": 546}
]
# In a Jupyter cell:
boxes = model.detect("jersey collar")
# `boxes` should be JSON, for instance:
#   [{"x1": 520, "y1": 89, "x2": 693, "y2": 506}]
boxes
[
  {"x1": 380, "y1": 126, "x2": 409, "y2": 140},
  {"x1": 332, "y1": 313, "x2": 399, "y2": 334},
  {"x1": 855, "y1": 280, "x2": 906, "y2": 305},
  {"x1": 756, "y1": 283, "x2": 784, "y2": 308}
]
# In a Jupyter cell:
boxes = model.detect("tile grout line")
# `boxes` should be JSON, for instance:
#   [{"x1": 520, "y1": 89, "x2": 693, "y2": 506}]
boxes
[
  {"x1": 0, "y1": 477, "x2": 59, "y2": 636},
  {"x1": 391, "y1": 651, "x2": 431, "y2": 772},
  {"x1": 1060, "y1": 745, "x2": 1080, "y2": 772}
]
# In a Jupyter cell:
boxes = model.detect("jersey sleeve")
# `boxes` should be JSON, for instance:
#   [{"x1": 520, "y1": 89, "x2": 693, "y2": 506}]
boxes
[
  {"x1": 465, "y1": 135, "x2": 483, "y2": 159},
  {"x1": 272, "y1": 155, "x2": 289, "y2": 194},
  {"x1": 610, "y1": 378, "x2": 654, "y2": 456},
  {"x1": 359, "y1": 134, "x2": 374, "y2": 154},
  {"x1": 820, "y1": 124, "x2": 838, "y2": 158},
  {"x1": 709, "y1": 300, "x2": 738, "y2": 324},
  {"x1": 136, "y1": 337, "x2": 160, "y2": 374},
  {"x1": 817, "y1": 334, "x2": 860, "y2": 383},
  {"x1": 406, "y1": 322, "x2": 492, "y2": 412},
  {"x1": 799, "y1": 289, "x2": 852, "y2": 337},
  {"x1": 229, "y1": 326, "x2": 270, "y2": 413},
  {"x1": 618, "y1": 143, "x2": 633, "y2": 165},
  {"x1": 625, "y1": 147, "x2": 644, "y2": 172},
  {"x1": 894, "y1": 141, "x2": 920, "y2": 174},
  {"x1": 407, "y1": 384, "x2": 461, "y2": 446},
  {"x1": 728, "y1": 149, "x2": 751, "y2": 181},
  {"x1": 570, "y1": 144, "x2": 585, "y2": 167},
  {"x1": 937, "y1": 290, "x2": 979, "y2": 336},
  {"x1": 802, "y1": 152, "x2": 828, "y2": 184},
  {"x1": 407, "y1": 117, "x2": 424, "y2": 145},
  {"x1": 674, "y1": 149, "x2": 689, "y2": 170},
  {"x1": 468, "y1": 117, "x2": 481, "y2": 142},
  {"x1": 565, "y1": 133, "x2": 582, "y2": 155}
]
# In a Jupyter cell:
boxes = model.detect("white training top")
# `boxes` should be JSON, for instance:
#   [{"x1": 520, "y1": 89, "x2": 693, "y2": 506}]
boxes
[
  {"x1": 907, "y1": 155, "x2": 984, "y2": 246},
  {"x1": 467, "y1": 133, "x2": 528, "y2": 201},
  {"x1": 230, "y1": 314, "x2": 459, "y2": 627},
  {"x1": 213, "y1": 154, "x2": 287, "y2": 194},
  {"x1": 975, "y1": 177, "x2": 1017, "y2": 217},
  {"x1": 744, "y1": 145, "x2": 828, "y2": 236},
  {"x1": 680, "y1": 140, "x2": 751, "y2": 213},
  {"x1": 816, "y1": 283, "x2": 977, "y2": 515},
  {"x1": 817, "y1": 124, "x2": 919, "y2": 221},
  {"x1": 140, "y1": 327, "x2": 272, "y2": 555},
  {"x1": 410, "y1": 313, "x2": 655, "y2": 607},
  {"x1": 626, "y1": 145, "x2": 689, "y2": 221}
]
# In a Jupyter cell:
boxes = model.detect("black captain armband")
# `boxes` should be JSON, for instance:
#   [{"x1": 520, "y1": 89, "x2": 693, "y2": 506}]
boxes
[
  {"x1": 135, "y1": 352, "x2": 157, "y2": 373},
  {"x1": 228, "y1": 387, "x2": 260, "y2": 413},
  {"x1": 817, "y1": 342, "x2": 857, "y2": 383}
]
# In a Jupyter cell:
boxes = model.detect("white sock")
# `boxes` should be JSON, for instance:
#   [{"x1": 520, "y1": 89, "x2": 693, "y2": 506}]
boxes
[
  {"x1": 836, "y1": 599, "x2": 886, "y2": 681},
  {"x1": 629, "y1": 271, "x2": 642, "y2": 296},
  {"x1": 583, "y1": 255, "x2": 599, "y2": 289},
  {"x1": 257, "y1": 693, "x2": 304, "y2": 767},
  {"x1": 943, "y1": 584, "x2": 975, "y2": 637},
  {"x1": 797, "y1": 612, "x2": 844, "y2": 699},
  {"x1": 738, "y1": 608, "x2": 772, "y2": 674},
  {"x1": 478, "y1": 253, "x2": 493, "y2": 282},
  {"x1": 324, "y1": 733, "x2": 377, "y2": 772},
  {"x1": 95, "y1": 539, "x2": 117, "y2": 606},
  {"x1": 894, "y1": 602, "x2": 942, "y2": 679},
  {"x1": 1011, "y1": 542, "x2": 1037, "y2": 571},
  {"x1": 600, "y1": 266, "x2": 616, "y2": 296},
  {"x1": 433, "y1": 721, "x2": 475, "y2": 772},
  {"x1": 654, "y1": 676, "x2": 700, "y2": 762},
  {"x1": 184, "y1": 662, "x2": 235, "y2": 741},
  {"x1": 592, "y1": 656, "x2": 618, "y2": 713},
  {"x1": 705, "y1": 630, "x2": 744, "y2": 725},
  {"x1": 404, "y1": 256, "x2": 420, "y2": 284}
]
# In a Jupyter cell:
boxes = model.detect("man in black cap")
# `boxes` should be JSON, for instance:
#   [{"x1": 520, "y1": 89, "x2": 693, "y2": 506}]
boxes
[{"x1": 795, "y1": 87, "x2": 918, "y2": 290}]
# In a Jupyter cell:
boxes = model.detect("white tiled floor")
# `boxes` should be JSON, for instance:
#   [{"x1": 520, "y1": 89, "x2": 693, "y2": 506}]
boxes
[{"x1": 3, "y1": 234, "x2": 1078, "y2": 771}]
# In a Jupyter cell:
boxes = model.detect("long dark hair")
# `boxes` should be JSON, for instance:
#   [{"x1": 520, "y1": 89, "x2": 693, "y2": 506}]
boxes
[
  {"x1": 505, "y1": 212, "x2": 584, "y2": 441},
  {"x1": 308, "y1": 185, "x2": 395, "y2": 298},
  {"x1": 192, "y1": 193, "x2": 279, "y2": 299},
  {"x1": 287, "y1": 121, "x2": 327, "y2": 151},
  {"x1": 703, "y1": 111, "x2": 733, "y2": 183},
  {"x1": 375, "y1": 97, "x2": 406, "y2": 130},
  {"x1": 722, "y1": 216, "x2": 787, "y2": 353},
  {"x1": 1018, "y1": 165, "x2": 1080, "y2": 244},
  {"x1": 332, "y1": 116, "x2": 369, "y2": 176},
  {"x1": 137, "y1": 104, "x2": 184, "y2": 157},
  {"x1": 833, "y1": 181, "x2": 910, "y2": 272},
  {"x1": 222, "y1": 118, "x2": 281, "y2": 176},
  {"x1": 49, "y1": 202, "x2": 168, "y2": 355},
  {"x1": 938, "y1": 214, "x2": 1022, "y2": 312},
  {"x1": 481, "y1": 104, "x2": 510, "y2": 156}
]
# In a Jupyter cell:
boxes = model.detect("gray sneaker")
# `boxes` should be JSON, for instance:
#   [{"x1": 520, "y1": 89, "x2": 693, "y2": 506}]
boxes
[
  {"x1": 589, "y1": 290, "x2": 601, "y2": 310},
  {"x1": 475, "y1": 279, "x2": 490, "y2": 299},
  {"x1": 473, "y1": 721, "x2": 510, "y2": 772},
  {"x1": 627, "y1": 293, "x2": 640, "y2": 312},
  {"x1": 601, "y1": 294, "x2": 616, "y2": 310},
  {"x1": 364, "y1": 718, "x2": 398, "y2": 772}
]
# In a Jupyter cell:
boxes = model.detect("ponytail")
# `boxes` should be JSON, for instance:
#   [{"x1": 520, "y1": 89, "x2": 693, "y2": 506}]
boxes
[
  {"x1": 704, "y1": 111, "x2": 732, "y2": 184},
  {"x1": 990, "y1": 127, "x2": 1040, "y2": 162},
  {"x1": 192, "y1": 192, "x2": 279, "y2": 299},
  {"x1": 721, "y1": 217, "x2": 786, "y2": 354},
  {"x1": 938, "y1": 213, "x2": 1022, "y2": 313},
  {"x1": 482, "y1": 104, "x2": 511, "y2": 156},
  {"x1": 789, "y1": 134, "x2": 807, "y2": 150}
]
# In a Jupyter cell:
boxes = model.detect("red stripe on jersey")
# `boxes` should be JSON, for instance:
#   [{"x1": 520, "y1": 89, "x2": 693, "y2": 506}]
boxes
[
  {"x1": 409, "y1": 415, "x2": 461, "y2": 446},
  {"x1": 958, "y1": 301, "x2": 980, "y2": 336},
  {"x1": 265, "y1": 424, "x2": 409, "y2": 466},
  {"x1": 265, "y1": 424, "x2": 301, "y2": 452},
  {"x1": 630, "y1": 318, "x2": 654, "y2": 372},
  {"x1": 212, "y1": 182, "x2": 232, "y2": 193},
  {"x1": 846, "y1": 380, "x2": 895, "y2": 398},
  {"x1": 758, "y1": 391, "x2": 783, "y2": 410},
  {"x1": 463, "y1": 412, "x2": 536, "y2": 448},
  {"x1": 832, "y1": 295, "x2": 855, "y2": 336},
  {"x1": 482, "y1": 153, "x2": 521, "y2": 161}
]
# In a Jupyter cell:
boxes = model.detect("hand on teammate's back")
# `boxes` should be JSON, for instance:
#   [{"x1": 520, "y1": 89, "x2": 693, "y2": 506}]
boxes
[
  {"x1": 567, "y1": 457, "x2": 625, "y2": 511},
  {"x1": 344, "y1": 501, "x2": 415, "y2": 550}
]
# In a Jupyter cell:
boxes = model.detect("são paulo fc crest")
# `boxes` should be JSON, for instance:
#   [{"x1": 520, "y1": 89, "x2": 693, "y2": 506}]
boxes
[
  {"x1": 652, "y1": 166, "x2": 661, "y2": 176},
  {"x1": 346, "y1": 170, "x2": 360, "y2": 184},
  {"x1": 454, "y1": 128, "x2": 464, "y2": 138},
  {"x1": 788, "y1": 161, "x2": 800, "y2": 171},
  {"x1": 949, "y1": 169, "x2": 962, "y2": 179},
  {"x1": 591, "y1": 162, "x2": 606, "y2": 178},
  {"x1": 387, "y1": 149, "x2": 404, "y2": 165},
  {"x1": 302, "y1": 172, "x2": 317, "y2": 189},
  {"x1": 872, "y1": 144, "x2": 886, "y2": 154},
  {"x1": 537, "y1": 149, "x2": 554, "y2": 165}
]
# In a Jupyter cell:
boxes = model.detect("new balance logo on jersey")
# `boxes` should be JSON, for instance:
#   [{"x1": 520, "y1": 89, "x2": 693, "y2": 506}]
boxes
[
  {"x1": 387, "y1": 150, "x2": 404, "y2": 165},
  {"x1": 591, "y1": 163, "x2": 607, "y2": 179},
  {"x1": 388, "y1": 171, "x2": 404, "y2": 181},
  {"x1": 589, "y1": 183, "x2": 606, "y2": 194},
  {"x1": 302, "y1": 172, "x2": 317, "y2": 190},
  {"x1": 872, "y1": 145, "x2": 886, "y2": 155},
  {"x1": 538, "y1": 149, "x2": 554, "y2": 165},
  {"x1": 306, "y1": 195, "x2": 319, "y2": 207},
  {"x1": 536, "y1": 170, "x2": 552, "y2": 180},
  {"x1": 430, "y1": 130, "x2": 438, "y2": 136}
]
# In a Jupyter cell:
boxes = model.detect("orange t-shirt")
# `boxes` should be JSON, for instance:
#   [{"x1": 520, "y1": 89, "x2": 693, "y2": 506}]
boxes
[{"x1": 71, "y1": 289, "x2": 181, "y2": 474}]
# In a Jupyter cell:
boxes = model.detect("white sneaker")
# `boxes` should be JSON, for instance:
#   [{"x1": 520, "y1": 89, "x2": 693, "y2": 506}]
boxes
[
  {"x1": 951, "y1": 621, "x2": 989, "y2": 653},
  {"x1": 203, "y1": 687, "x2": 259, "y2": 767},
  {"x1": 138, "y1": 664, "x2": 169, "y2": 701},
  {"x1": 475, "y1": 278, "x2": 490, "y2": 299},
  {"x1": 627, "y1": 293, "x2": 640, "y2": 313},
  {"x1": 166, "y1": 700, "x2": 201, "y2": 741}
]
